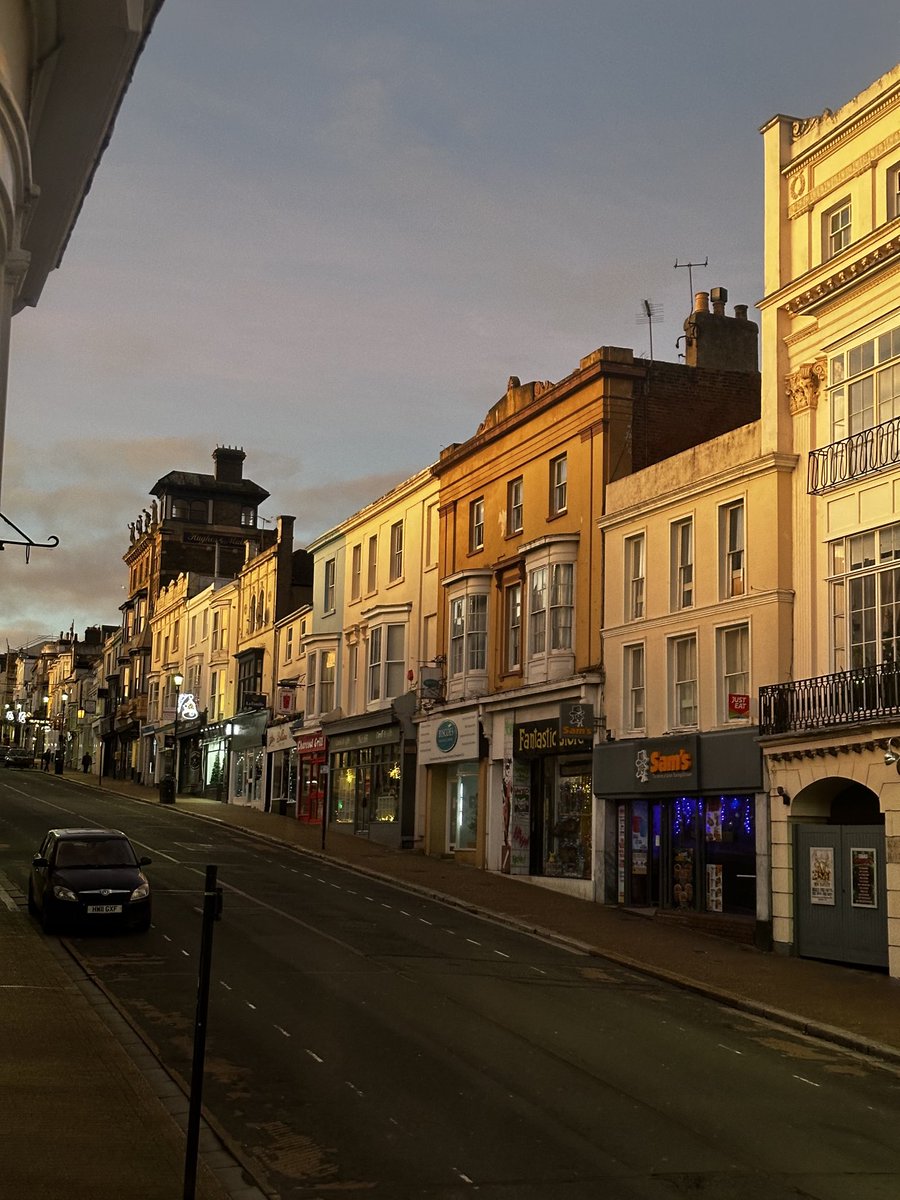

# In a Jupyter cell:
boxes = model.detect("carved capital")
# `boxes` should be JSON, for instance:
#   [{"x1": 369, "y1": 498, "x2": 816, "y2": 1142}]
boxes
[{"x1": 785, "y1": 359, "x2": 826, "y2": 415}]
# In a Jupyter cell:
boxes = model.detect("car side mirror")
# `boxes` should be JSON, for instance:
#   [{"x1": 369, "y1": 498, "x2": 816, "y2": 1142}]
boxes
[
  {"x1": 138, "y1": 856, "x2": 152, "y2": 866},
  {"x1": 32, "y1": 855, "x2": 48, "y2": 868}
]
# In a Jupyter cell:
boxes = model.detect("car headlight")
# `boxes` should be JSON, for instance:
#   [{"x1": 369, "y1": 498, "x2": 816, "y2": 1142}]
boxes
[
  {"x1": 52, "y1": 884, "x2": 78, "y2": 902},
  {"x1": 130, "y1": 880, "x2": 150, "y2": 901}
]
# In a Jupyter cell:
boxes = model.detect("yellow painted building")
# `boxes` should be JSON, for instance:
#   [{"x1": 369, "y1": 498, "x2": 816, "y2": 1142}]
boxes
[
  {"x1": 759, "y1": 63, "x2": 900, "y2": 974},
  {"x1": 427, "y1": 335, "x2": 760, "y2": 895}
]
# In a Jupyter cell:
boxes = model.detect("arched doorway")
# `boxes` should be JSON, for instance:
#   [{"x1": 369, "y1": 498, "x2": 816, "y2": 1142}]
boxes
[{"x1": 793, "y1": 778, "x2": 887, "y2": 969}]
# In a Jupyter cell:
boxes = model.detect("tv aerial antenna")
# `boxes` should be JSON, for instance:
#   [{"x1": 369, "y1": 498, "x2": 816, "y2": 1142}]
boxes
[
  {"x1": 674, "y1": 257, "x2": 708, "y2": 307},
  {"x1": 636, "y1": 299, "x2": 662, "y2": 361}
]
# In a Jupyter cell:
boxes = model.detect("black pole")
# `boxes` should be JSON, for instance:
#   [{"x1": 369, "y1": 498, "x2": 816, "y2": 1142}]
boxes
[
  {"x1": 320, "y1": 772, "x2": 329, "y2": 851},
  {"x1": 183, "y1": 864, "x2": 221, "y2": 1200}
]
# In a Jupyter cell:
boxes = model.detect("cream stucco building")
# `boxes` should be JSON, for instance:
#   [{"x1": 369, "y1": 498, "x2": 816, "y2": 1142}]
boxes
[{"x1": 759, "y1": 64, "x2": 900, "y2": 974}]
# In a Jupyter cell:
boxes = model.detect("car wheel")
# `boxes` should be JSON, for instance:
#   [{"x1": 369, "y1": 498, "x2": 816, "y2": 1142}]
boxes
[
  {"x1": 27, "y1": 880, "x2": 37, "y2": 915},
  {"x1": 134, "y1": 914, "x2": 152, "y2": 933},
  {"x1": 40, "y1": 901, "x2": 55, "y2": 934}
]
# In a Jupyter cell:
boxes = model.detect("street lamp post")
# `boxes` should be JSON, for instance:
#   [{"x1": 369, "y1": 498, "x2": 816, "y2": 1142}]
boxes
[{"x1": 173, "y1": 672, "x2": 184, "y2": 794}]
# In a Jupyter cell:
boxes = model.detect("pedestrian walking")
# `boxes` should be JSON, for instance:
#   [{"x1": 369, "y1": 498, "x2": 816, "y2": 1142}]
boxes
[
  {"x1": 41, "y1": 748, "x2": 51, "y2": 771},
  {"x1": 81, "y1": 752, "x2": 92, "y2": 774}
]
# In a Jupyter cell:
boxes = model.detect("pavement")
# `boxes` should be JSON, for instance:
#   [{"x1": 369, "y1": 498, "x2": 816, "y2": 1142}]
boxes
[{"x1": 4, "y1": 770, "x2": 900, "y2": 1200}]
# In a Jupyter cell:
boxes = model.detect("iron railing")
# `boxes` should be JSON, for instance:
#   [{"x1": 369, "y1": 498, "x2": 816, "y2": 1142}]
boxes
[
  {"x1": 759, "y1": 661, "x2": 900, "y2": 735},
  {"x1": 808, "y1": 417, "x2": 900, "y2": 494}
]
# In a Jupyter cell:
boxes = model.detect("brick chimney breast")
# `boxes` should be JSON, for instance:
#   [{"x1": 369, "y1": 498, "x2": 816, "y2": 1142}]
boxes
[
  {"x1": 683, "y1": 287, "x2": 758, "y2": 373},
  {"x1": 213, "y1": 445, "x2": 246, "y2": 483}
]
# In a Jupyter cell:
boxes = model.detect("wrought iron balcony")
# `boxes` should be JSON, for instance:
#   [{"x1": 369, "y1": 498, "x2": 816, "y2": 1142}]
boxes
[
  {"x1": 760, "y1": 661, "x2": 900, "y2": 736},
  {"x1": 808, "y1": 417, "x2": 900, "y2": 494}
]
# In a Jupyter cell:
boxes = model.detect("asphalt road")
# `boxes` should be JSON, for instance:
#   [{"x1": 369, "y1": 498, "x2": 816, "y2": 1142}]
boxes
[{"x1": 4, "y1": 771, "x2": 900, "y2": 1199}]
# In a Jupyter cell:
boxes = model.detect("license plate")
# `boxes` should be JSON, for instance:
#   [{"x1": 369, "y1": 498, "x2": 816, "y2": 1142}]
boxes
[{"x1": 86, "y1": 904, "x2": 122, "y2": 914}]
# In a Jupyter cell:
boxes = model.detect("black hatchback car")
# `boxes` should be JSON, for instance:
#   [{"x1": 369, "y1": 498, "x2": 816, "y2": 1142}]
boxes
[{"x1": 28, "y1": 828, "x2": 152, "y2": 933}]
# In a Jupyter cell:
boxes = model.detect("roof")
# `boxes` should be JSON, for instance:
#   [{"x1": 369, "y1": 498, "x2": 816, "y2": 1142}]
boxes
[{"x1": 149, "y1": 471, "x2": 269, "y2": 502}]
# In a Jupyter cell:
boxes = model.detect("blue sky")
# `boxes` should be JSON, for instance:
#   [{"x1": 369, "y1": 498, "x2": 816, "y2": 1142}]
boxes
[{"x1": 3, "y1": 1, "x2": 900, "y2": 648}]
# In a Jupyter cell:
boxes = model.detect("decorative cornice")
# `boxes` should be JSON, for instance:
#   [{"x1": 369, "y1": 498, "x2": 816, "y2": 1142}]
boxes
[
  {"x1": 783, "y1": 234, "x2": 900, "y2": 315},
  {"x1": 785, "y1": 359, "x2": 826, "y2": 415},
  {"x1": 787, "y1": 127, "x2": 900, "y2": 219}
]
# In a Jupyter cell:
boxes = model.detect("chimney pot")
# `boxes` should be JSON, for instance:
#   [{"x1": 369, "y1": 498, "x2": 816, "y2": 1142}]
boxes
[
  {"x1": 694, "y1": 291, "x2": 710, "y2": 313},
  {"x1": 734, "y1": 304, "x2": 748, "y2": 321}
]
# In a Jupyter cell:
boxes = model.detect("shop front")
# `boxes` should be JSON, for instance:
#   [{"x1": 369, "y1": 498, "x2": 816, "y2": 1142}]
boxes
[
  {"x1": 418, "y1": 710, "x2": 482, "y2": 860},
  {"x1": 504, "y1": 704, "x2": 595, "y2": 892},
  {"x1": 201, "y1": 722, "x2": 230, "y2": 800},
  {"x1": 594, "y1": 729, "x2": 765, "y2": 943},
  {"x1": 324, "y1": 695, "x2": 417, "y2": 848},
  {"x1": 296, "y1": 728, "x2": 326, "y2": 823},
  {"x1": 228, "y1": 709, "x2": 269, "y2": 809},
  {"x1": 265, "y1": 719, "x2": 297, "y2": 815}
]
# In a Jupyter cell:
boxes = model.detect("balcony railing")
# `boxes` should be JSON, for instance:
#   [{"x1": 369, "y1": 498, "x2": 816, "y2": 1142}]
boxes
[
  {"x1": 760, "y1": 661, "x2": 900, "y2": 736},
  {"x1": 808, "y1": 417, "x2": 900, "y2": 494}
]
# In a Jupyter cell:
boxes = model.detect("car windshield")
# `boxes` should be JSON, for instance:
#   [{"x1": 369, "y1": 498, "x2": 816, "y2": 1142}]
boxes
[{"x1": 54, "y1": 839, "x2": 137, "y2": 869}]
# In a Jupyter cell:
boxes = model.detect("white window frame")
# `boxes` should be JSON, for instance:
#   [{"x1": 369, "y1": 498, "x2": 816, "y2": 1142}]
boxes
[
  {"x1": 889, "y1": 163, "x2": 900, "y2": 222},
  {"x1": 323, "y1": 558, "x2": 336, "y2": 613},
  {"x1": 505, "y1": 581, "x2": 522, "y2": 672},
  {"x1": 389, "y1": 521, "x2": 404, "y2": 581},
  {"x1": 445, "y1": 573, "x2": 491, "y2": 699},
  {"x1": 529, "y1": 566, "x2": 547, "y2": 656},
  {"x1": 367, "y1": 535, "x2": 378, "y2": 593},
  {"x1": 469, "y1": 498, "x2": 485, "y2": 552},
  {"x1": 284, "y1": 625, "x2": 294, "y2": 663},
  {"x1": 550, "y1": 454, "x2": 567, "y2": 515},
  {"x1": 671, "y1": 517, "x2": 694, "y2": 611},
  {"x1": 718, "y1": 622, "x2": 750, "y2": 724},
  {"x1": 549, "y1": 562, "x2": 574, "y2": 651},
  {"x1": 823, "y1": 197, "x2": 851, "y2": 260},
  {"x1": 507, "y1": 477, "x2": 523, "y2": 536},
  {"x1": 669, "y1": 633, "x2": 698, "y2": 730},
  {"x1": 351, "y1": 543, "x2": 362, "y2": 601},
  {"x1": 720, "y1": 501, "x2": 745, "y2": 599},
  {"x1": 624, "y1": 643, "x2": 645, "y2": 733},
  {"x1": 625, "y1": 533, "x2": 645, "y2": 620}
]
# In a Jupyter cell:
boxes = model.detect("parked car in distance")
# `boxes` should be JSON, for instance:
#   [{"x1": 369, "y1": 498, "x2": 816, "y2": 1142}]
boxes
[
  {"x1": 3, "y1": 747, "x2": 34, "y2": 769},
  {"x1": 28, "y1": 827, "x2": 152, "y2": 934}
]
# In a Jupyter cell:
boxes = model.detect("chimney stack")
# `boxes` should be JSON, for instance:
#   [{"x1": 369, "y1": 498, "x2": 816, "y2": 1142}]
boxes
[
  {"x1": 683, "y1": 286, "x2": 758, "y2": 373},
  {"x1": 213, "y1": 445, "x2": 246, "y2": 483}
]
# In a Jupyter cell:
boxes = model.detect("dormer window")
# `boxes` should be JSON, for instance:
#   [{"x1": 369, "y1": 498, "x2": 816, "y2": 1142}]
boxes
[
  {"x1": 171, "y1": 497, "x2": 189, "y2": 519},
  {"x1": 241, "y1": 506, "x2": 256, "y2": 527}
]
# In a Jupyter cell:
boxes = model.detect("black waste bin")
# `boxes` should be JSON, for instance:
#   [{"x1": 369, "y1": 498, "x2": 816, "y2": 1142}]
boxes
[
  {"x1": 54, "y1": 753, "x2": 63, "y2": 775},
  {"x1": 159, "y1": 775, "x2": 176, "y2": 804}
]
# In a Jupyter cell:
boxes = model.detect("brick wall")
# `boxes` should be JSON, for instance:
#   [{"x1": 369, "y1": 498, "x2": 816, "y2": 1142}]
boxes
[{"x1": 631, "y1": 362, "x2": 761, "y2": 472}]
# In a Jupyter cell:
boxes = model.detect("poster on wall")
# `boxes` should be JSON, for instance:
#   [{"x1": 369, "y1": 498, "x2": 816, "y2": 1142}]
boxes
[
  {"x1": 509, "y1": 759, "x2": 532, "y2": 875},
  {"x1": 809, "y1": 846, "x2": 836, "y2": 906},
  {"x1": 617, "y1": 805, "x2": 626, "y2": 903},
  {"x1": 705, "y1": 806, "x2": 722, "y2": 842},
  {"x1": 850, "y1": 847, "x2": 877, "y2": 908},
  {"x1": 631, "y1": 801, "x2": 648, "y2": 877},
  {"x1": 706, "y1": 863, "x2": 723, "y2": 912},
  {"x1": 673, "y1": 849, "x2": 694, "y2": 909}
]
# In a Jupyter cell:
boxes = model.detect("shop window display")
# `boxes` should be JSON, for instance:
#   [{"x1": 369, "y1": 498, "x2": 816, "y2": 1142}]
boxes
[{"x1": 543, "y1": 764, "x2": 592, "y2": 879}]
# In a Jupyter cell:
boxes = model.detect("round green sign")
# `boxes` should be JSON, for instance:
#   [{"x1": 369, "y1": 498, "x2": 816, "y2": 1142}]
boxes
[{"x1": 435, "y1": 719, "x2": 459, "y2": 753}]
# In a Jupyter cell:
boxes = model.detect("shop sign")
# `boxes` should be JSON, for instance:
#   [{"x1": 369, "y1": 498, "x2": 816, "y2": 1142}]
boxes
[
  {"x1": 435, "y1": 720, "x2": 459, "y2": 753},
  {"x1": 296, "y1": 731, "x2": 326, "y2": 755},
  {"x1": 728, "y1": 693, "x2": 750, "y2": 719},
  {"x1": 514, "y1": 718, "x2": 591, "y2": 757},
  {"x1": 418, "y1": 711, "x2": 479, "y2": 764},
  {"x1": 266, "y1": 721, "x2": 296, "y2": 753},
  {"x1": 632, "y1": 736, "x2": 699, "y2": 791},
  {"x1": 329, "y1": 725, "x2": 399, "y2": 753},
  {"x1": 560, "y1": 701, "x2": 593, "y2": 740}
]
